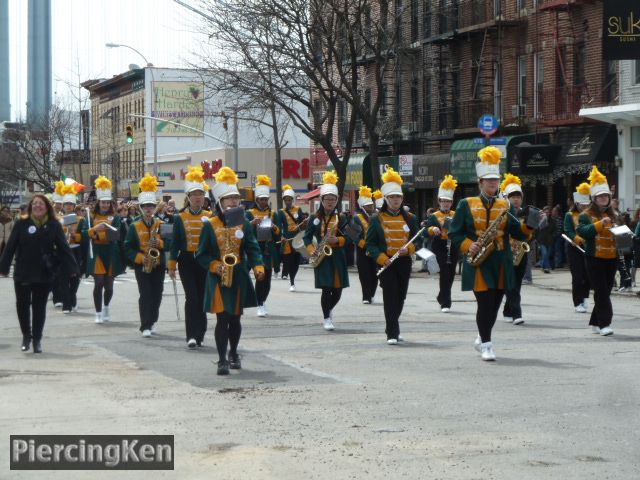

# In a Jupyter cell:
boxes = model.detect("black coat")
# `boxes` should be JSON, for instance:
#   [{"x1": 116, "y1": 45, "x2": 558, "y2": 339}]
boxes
[{"x1": 0, "y1": 217, "x2": 80, "y2": 284}]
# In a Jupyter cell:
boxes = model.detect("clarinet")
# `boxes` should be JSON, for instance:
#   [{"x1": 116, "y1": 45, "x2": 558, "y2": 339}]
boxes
[{"x1": 446, "y1": 238, "x2": 452, "y2": 264}]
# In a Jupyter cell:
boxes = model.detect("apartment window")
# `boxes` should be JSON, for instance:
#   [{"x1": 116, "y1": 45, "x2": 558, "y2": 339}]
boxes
[
  {"x1": 411, "y1": 0, "x2": 419, "y2": 43},
  {"x1": 423, "y1": 1, "x2": 432, "y2": 39},
  {"x1": 574, "y1": 42, "x2": 586, "y2": 86},
  {"x1": 518, "y1": 55, "x2": 527, "y2": 106},
  {"x1": 380, "y1": 86, "x2": 388, "y2": 117},
  {"x1": 517, "y1": 0, "x2": 526, "y2": 12},
  {"x1": 423, "y1": 77, "x2": 432, "y2": 133},
  {"x1": 395, "y1": 82, "x2": 402, "y2": 128},
  {"x1": 411, "y1": 80, "x2": 419, "y2": 124},
  {"x1": 534, "y1": 54, "x2": 543, "y2": 118}
]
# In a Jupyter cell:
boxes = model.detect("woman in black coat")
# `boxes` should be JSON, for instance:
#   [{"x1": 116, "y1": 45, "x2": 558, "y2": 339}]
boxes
[{"x1": 0, "y1": 194, "x2": 79, "y2": 353}]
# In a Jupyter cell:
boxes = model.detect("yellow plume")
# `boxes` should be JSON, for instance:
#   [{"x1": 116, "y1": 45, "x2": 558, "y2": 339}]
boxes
[
  {"x1": 372, "y1": 189, "x2": 383, "y2": 200},
  {"x1": 94, "y1": 176, "x2": 112, "y2": 190},
  {"x1": 440, "y1": 175, "x2": 457, "y2": 191},
  {"x1": 500, "y1": 173, "x2": 522, "y2": 193},
  {"x1": 322, "y1": 170, "x2": 338, "y2": 185},
  {"x1": 588, "y1": 165, "x2": 607, "y2": 186},
  {"x1": 185, "y1": 165, "x2": 205, "y2": 183},
  {"x1": 381, "y1": 167, "x2": 403, "y2": 185},
  {"x1": 215, "y1": 167, "x2": 239, "y2": 185},
  {"x1": 139, "y1": 173, "x2": 159, "y2": 192},
  {"x1": 477, "y1": 146, "x2": 502, "y2": 165},
  {"x1": 256, "y1": 175, "x2": 272, "y2": 187},
  {"x1": 61, "y1": 184, "x2": 76, "y2": 196},
  {"x1": 358, "y1": 185, "x2": 372, "y2": 198},
  {"x1": 283, "y1": 184, "x2": 293, "y2": 191},
  {"x1": 202, "y1": 181, "x2": 210, "y2": 191},
  {"x1": 54, "y1": 180, "x2": 65, "y2": 196},
  {"x1": 576, "y1": 182, "x2": 591, "y2": 195}
]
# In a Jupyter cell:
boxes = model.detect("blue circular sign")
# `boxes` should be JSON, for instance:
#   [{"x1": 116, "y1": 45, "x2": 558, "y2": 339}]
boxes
[{"x1": 477, "y1": 114, "x2": 499, "y2": 135}]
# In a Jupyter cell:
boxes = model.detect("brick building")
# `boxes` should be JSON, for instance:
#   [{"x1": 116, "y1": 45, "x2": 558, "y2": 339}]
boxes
[{"x1": 325, "y1": 0, "x2": 618, "y2": 214}]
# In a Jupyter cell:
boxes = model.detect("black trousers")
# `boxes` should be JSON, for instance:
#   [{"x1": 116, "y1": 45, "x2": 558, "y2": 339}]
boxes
[
  {"x1": 178, "y1": 252, "x2": 207, "y2": 343},
  {"x1": 214, "y1": 312, "x2": 241, "y2": 363},
  {"x1": 134, "y1": 265, "x2": 165, "y2": 331},
  {"x1": 503, "y1": 253, "x2": 527, "y2": 319},
  {"x1": 617, "y1": 253, "x2": 633, "y2": 289},
  {"x1": 474, "y1": 289, "x2": 505, "y2": 343},
  {"x1": 585, "y1": 256, "x2": 616, "y2": 328},
  {"x1": 282, "y1": 252, "x2": 300, "y2": 285},
  {"x1": 435, "y1": 246, "x2": 458, "y2": 308},
  {"x1": 568, "y1": 246, "x2": 590, "y2": 306},
  {"x1": 51, "y1": 280, "x2": 63, "y2": 305},
  {"x1": 15, "y1": 281, "x2": 51, "y2": 341},
  {"x1": 321, "y1": 288, "x2": 342, "y2": 318},
  {"x1": 356, "y1": 246, "x2": 377, "y2": 302},
  {"x1": 379, "y1": 256, "x2": 412, "y2": 340},
  {"x1": 255, "y1": 267, "x2": 273, "y2": 305},
  {"x1": 61, "y1": 247, "x2": 82, "y2": 311}
]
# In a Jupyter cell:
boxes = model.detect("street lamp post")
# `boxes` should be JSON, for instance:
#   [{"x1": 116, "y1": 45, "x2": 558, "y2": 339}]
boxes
[{"x1": 105, "y1": 43, "x2": 158, "y2": 177}]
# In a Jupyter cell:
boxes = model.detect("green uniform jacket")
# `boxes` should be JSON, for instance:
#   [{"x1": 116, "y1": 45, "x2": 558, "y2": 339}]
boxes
[
  {"x1": 245, "y1": 208, "x2": 279, "y2": 268},
  {"x1": 274, "y1": 207, "x2": 305, "y2": 255},
  {"x1": 449, "y1": 197, "x2": 529, "y2": 291},
  {"x1": 81, "y1": 214, "x2": 126, "y2": 276},
  {"x1": 303, "y1": 214, "x2": 351, "y2": 289},
  {"x1": 196, "y1": 218, "x2": 264, "y2": 315},
  {"x1": 366, "y1": 211, "x2": 420, "y2": 263},
  {"x1": 124, "y1": 218, "x2": 167, "y2": 269}
]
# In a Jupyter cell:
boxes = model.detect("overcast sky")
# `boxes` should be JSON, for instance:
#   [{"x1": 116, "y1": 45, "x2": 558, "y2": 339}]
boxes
[{"x1": 8, "y1": 0, "x2": 210, "y2": 119}]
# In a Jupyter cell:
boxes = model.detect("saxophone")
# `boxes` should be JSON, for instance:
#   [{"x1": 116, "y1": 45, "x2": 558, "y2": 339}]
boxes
[
  {"x1": 143, "y1": 221, "x2": 161, "y2": 274},
  {"x1": 512, "y1": 239, "x2": 531, "y2": 266},
  {"x1": 308, "y1": 214, "x2": 338, "y2": 268},
  {"x1": 467, "y1": 210, "x2": 507, "y2": 267},
  {"x1": 219, "y1": 226, "x2": 239, "y2": 288}
]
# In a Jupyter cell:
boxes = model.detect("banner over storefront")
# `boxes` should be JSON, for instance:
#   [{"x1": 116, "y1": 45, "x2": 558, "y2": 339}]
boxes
[
  {"x1": 152, "y1": 82, "x2": 205, "y2": 137},
  {"x1": 603, "y1": 1, "x2": 640, "y2": 60}
]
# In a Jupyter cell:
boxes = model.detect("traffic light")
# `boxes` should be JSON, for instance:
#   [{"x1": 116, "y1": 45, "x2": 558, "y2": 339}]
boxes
[{"x1": 126, "y1": 124, "x2": 134, "y2": 144}]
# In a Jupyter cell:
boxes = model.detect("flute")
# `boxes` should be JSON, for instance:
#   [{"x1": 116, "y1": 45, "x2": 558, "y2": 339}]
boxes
[
  {"x1": 85, "y1": 208, "x2": 94, "y2": 259},
  {"x1": 561, "y1": 233, "x2": 585, "y2": 254},
  {"x1": 377, "y1": 226, "x2": 426, "y2": 277}
]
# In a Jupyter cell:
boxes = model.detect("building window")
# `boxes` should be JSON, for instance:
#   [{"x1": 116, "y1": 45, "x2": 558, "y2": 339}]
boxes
[
  {"x1": 534, "y1": 53, "x2": 543, "y2": 118},
  {"x1": 518, "y1": 55, "x2": 527, "y2": 106},
  {"x1": 411, "y1": 80, "x2": 419, "y2": 124},
  {"x1": 574, "y1": 42, "x2": 585, "y2": 86},
  {"x1": 422, "y1": 77, "x2": 431, "y2": 133},
  {"x1": 635, "y1": 61, "x2": 640, "y2": 85},
  {"x1": 423, "y1": 1, "x2": 431, "y2": 39},
  {"x1": 411, "y1": 0, "x2": 419, "y2": 43},
  {"x1": 605, "y1": 61, "x2": 616, "y2": 104},
  {"x1": 395, "y1": 81, "x2": 402, "y2": 128}
]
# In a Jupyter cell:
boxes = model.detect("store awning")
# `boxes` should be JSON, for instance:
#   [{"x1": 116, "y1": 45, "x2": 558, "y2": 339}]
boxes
[
  {"x1": 556, "y1": 124, "x2": 617, "y2": 167},
  {"x1": 512, "y1": 144, "x2": 562, "y2": 174},
  {"x1": 298, "y1": 188, "x2": 321, "y2": 201},
  {"x1": 412, "y1": 154, "x2": 450, "y2": 189},
  {"x1": 580, "y1": 103, "x2": 640, "y2": 126}
]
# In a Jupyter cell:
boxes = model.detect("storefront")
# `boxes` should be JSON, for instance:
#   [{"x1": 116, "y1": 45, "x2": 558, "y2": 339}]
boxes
[{"x1": 411, "y1": 153, "x2": 451, "y2": 216}]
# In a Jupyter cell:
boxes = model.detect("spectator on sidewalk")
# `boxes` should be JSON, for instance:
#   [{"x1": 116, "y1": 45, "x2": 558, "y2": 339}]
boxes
[
  {"x1": 0, "y1": 206, "x2": 14, "y2": 256},
  {"x1": 537, "y1": 206, "x2": 555, "y2": 273},
  {"x1": 552, "y1": 205, "x2": 565, "y2": 268}
]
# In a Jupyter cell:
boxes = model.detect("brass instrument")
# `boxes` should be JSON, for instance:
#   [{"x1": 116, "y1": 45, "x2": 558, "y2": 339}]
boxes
[
  {"x1": 309, "y1": 214, "x2": 338, "y2": 268},
  {"x1": 467, "y1": 210, "x2": 507, "y2": 267},
  {"x1": 219, "y1": 226, "x2": 239, "y2": 288},
  {"x1": 143, "y1": 222, "x2": 161, "y2": 274},
  {"x1": 512, "y1": 241, "x2": 530, "y2": 266}
]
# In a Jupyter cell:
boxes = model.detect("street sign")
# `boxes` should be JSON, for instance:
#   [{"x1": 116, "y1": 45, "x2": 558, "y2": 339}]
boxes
[
  {"x1": 237, "y1": 171, "x2": 248, "y2": 179},
  {"x1": 473, "y1": 137, "x2": 507, "y2": 145},
  {"x1": 477, "y1": 114, "x2": 499, "y2": 136}
]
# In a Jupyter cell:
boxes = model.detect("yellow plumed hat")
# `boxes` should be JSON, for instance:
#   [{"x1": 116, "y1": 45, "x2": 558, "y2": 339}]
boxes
[
  {"x1": 185, "y1": 165, "x2": 207, "y2": 193},
  {"x1": 138, "y1": 173, "x2": 159, "y2": 205},
  {"x1": 61, "y1": 183, "x2": 77, "y2": 204},
  {"x1": 500, "y1": 173, "x2": 522, "y2": 197},
  {"x1": 588, "y1": 165, "x2": 610, "y2": 197},
  {"x1": 573, "y1": 182, "x2": 591, "y2": 204},
  {"x1": 94, "y1": 175, "x2": 113, "y2": 201},
  {"x1": 438, "y1": 175, "x2": 457, "y2": 200},
  {"x1": 52, "y1": 180, "x2": 65, "y2": 202},
  {"x1": 476, "y1": 146, "x2": 502, "y2": 179},
  {"x1": 212, "y1": 167, "x2": 240, "y2": 202},
  {"x1": 357, "y1": 185, "x2": 373, "y2": 208},
  {"x1": 381, "y1": 167, "x2": 403, "y2": 196},
  {"x1": 255, "y1": 175, "x2": 272, "y2": 198},
  {"x1": 320, "y1": 171, "x2": 339, "y2": 197},
  {"x1": 372, "y1": 189, "x2": 384, "y2": 208},
  {"x1": 282, "y1": 184, "x2": 295, "y2": 198}
]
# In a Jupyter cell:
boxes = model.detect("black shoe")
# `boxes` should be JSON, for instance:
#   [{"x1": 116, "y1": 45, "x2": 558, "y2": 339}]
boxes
[
  {"x1": 229, "y1": 352, "x2": 242, "y2": 370},
  {"x1": 217, "y1": 360, "x2": 230, "y2": 375},
  {"x1": 21, "y1": 336, "x2": 31, "y2": 352},
  {"x1": 543, "y1": 269, "x2": 550, "y2": 274},
  {"x1": 33, "y1": 341, "x2": 42, "y2": 354}
]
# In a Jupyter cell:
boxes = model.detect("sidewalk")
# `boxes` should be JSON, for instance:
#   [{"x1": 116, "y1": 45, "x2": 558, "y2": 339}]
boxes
[{"x1": 527, "y1": 266, "x2": 639, "y2": 297}]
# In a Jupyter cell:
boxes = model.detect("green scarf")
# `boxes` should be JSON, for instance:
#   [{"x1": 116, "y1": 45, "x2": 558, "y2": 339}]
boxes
[{"x1": 30, "y1": 214, "x2": 49, "y2": 228}]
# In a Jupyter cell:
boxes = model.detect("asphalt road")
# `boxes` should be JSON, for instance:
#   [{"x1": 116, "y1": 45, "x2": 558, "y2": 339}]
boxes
[{"x1": 1, "y1": 265, "x2": 639, "y2": 479}]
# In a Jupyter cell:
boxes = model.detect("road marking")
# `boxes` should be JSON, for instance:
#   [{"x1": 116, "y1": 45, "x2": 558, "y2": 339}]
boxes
[{"x1": 261, "y1": 353, "x2": 361, "y2": 385}]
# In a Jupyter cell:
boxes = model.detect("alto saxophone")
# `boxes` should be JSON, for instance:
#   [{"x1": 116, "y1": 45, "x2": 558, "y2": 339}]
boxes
[
  {"x1": 143, "y1": 222, "x2": 161, "y2": 274},
  {"x1": 467, "y1": 210, "x2": 507, "y2": 267},
  {"x1": 220, "y1": 226, "x2": 239, "y2": 288},
  {"x1": 309, "y1": 214, "x2": 337, "y2": 268},
  {"x1": 512, "y1": 240, "x2": 531, "y2": 266}
]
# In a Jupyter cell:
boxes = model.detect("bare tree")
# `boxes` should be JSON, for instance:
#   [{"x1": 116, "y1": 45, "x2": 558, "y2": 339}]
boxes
[{"x1": 194, "y1": 0, "x2": 401, "y2": 192}]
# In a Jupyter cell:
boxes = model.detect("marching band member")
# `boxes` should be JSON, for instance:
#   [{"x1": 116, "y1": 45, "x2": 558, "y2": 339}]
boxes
[
  {"x1": 125, "y1": 174, "x2": 166, "y2": 337},
  {"x1": 353, "y1": 186, "x2": 377, "y2": 304},
  {"x1": 50, "y1": 180, "x2": 65, "y2": 308},
  {"x1": 196, "y1": 167, "x2": 265, "y2": 376},
  {"x1": 275, "y1": 184, "x2": 308, "y2": 292},
  {"x1": 303, "y1": 171, "x2": 350, "y2": 331},
  {"x1": 168, "y1": 166, "x2": 212, "y2": 349},
  {"x1": 373, "y1": 189, "x2": 384, "y2": 211},
  {"x1": 425, "y1": 175, "x2": 458, "y2": 313},
  {"x1": 565, "y1": 183, "x2": 592, "y2": 313},
  {"x1": 83, "y1": 176, "x2": 125, "y2": 324},
  {"x1": 576, "y1": 167, "x2": 617, "y2": 336},
  {"x1": 59, "y1": 184, "x2": 84, "y2": 314},
  {"x1": 246, "y1": 175, "x2": 280, "y2": 317},
  {"x1": 449, "y1": 147, "x2": 533, "y2": 361},
  {"x1": 367, "y1": 169, "x2": 419, "y2": 344},
  {"x1": 500, "y1": 173, "x2": 533, "y2": 326}
]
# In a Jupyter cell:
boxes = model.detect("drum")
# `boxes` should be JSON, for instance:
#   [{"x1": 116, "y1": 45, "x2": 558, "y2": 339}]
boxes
[
  {"x1": 224, "y1": 206, "x2": 245, "y2": 227},
  {"x1": 611, "y1": 225, "x2": 634, "y2": 254},
  {"x1": 62, "y1": 213, "x2": 78, "y2": 225},
  {"x1": 292, "y1": 231, "x2": 311, "y2": 258},
  {"x1": 160, "y1": 223, "x2": 174, "y2": 241},
  {"x1": 342, "y1": 220, "x2": 362, "y2": 243},
  {"x1": 256, "y1": 217, "x2": 273, "y2": 242}
]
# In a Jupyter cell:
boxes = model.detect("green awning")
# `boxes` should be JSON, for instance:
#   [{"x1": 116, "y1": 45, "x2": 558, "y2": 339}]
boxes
[{"x1": 450, "y1": 135, "x2": 534, "y2": 183}]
